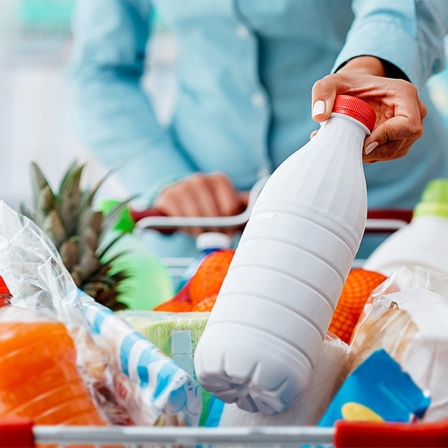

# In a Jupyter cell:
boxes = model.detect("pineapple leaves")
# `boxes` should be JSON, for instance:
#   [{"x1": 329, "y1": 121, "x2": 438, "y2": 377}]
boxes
[
  {"x1": 97, "y1": 232, "x2": 127, "y2": 261},
  {"x1": 26, "y1": 160, "x2": 132, "y2": 311},
  {"x1": 30, "y1": 161, "x2": 55, "y2": 212},
  {"x1": 59, "y1": 237, "x2": 79, "y2": 271},
  {"x1": 77, "y1": 210, "x2": 103, "y2": 250},
  {"x1": 57, "y1": 161, "x2": 84, "y2": 236},
  {"x1": 79, "y1": 245, "x2": 100, "y2": 276},
  {"x1": 42, "y1": 209, "x2": 67, "y2": 247}
]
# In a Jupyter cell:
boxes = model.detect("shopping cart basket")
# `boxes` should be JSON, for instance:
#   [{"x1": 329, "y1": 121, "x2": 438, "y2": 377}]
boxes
[{"x1": 1, "y1": 181, "x2": 431, "y2": 448}]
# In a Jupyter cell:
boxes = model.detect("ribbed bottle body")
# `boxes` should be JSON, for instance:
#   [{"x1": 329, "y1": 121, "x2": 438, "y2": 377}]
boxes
[{"x1": 195, "y1": 114, "x2": 368, "y2": 414}]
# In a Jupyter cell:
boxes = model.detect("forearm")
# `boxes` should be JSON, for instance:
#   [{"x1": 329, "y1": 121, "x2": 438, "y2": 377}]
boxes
[{"x1": 333, "y1": 0, "x2": 448, "y2": 89}]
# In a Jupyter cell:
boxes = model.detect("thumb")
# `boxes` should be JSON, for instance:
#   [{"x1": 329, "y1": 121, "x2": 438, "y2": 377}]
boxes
[{"x1": 311, "y1": 80, "x2": 339, "y2": 123}]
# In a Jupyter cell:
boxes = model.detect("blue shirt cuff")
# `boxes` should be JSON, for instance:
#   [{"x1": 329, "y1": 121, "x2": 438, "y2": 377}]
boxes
[{"x1": 332, "y1": 18, "x2": 421, "y2": 87}]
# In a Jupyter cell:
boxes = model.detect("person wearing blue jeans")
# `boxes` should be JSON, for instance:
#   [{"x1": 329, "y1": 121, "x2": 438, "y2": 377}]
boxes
[{"x1": 69, "y1": 0, "x2": 448, "y2": 259}]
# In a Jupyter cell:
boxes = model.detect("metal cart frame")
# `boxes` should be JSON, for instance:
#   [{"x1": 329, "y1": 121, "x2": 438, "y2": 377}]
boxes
[{"x1": 2, "y1": 418, "x2": 448, "y2": 447}]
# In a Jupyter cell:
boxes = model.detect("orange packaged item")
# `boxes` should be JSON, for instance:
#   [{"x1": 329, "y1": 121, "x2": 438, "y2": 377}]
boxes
[
  {"x1": 154, "y1": 249, "x2": 235, "y2": 313},
  {"x1": 329, "y1": 269, "x2": 387, "y2": 343},
  {"x1": 0, "y1": 312, "x2": 106, "y2": 426},
  {"x1": 189, "y1": 249, "x2": 234, "y2": 307}
]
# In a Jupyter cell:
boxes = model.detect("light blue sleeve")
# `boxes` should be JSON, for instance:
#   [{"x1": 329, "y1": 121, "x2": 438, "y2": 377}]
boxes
[
  {"x1": 68, "y1": 0, "x2": 195, "y2": 203},
  {"x1": 332, "y1": 0, "x2": 448, "y2": 88}
]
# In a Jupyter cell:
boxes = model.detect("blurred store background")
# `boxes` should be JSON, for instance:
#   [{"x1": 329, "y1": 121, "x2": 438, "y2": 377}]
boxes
[
  {"x1": 0, "y1": 0, "x2": 447, "y2": 210},
  {"x1": 0, "y1": 0, "x2": 178, "y2": 210}
]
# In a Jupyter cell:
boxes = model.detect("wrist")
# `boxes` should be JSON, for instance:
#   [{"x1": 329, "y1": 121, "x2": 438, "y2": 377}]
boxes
[
  {"x1": 338, "y1": 56, "x2": 409, "y2": 82},
  {"x1": 337, "y1": 56, "x2": 387, "y2": 77}
]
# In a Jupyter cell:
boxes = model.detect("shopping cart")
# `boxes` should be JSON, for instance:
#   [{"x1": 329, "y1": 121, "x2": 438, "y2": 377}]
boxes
[
  {"x1": 2, "y1": 418, "x2": 448, "y2": 447},
  {"x1": 132, "y1": 177, "x2": 413, "y2": 237},
  {"x1": 1, "y1": 182, "x2": 432, "y2": 448},
  {"x1": 131, "y1": 176, "x2": 414, "y2": 279}
]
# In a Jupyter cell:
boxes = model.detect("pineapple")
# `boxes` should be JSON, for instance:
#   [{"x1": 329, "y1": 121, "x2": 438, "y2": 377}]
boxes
[{"x1": 21, "y1": 161, "x2": 130, "y2": 311}]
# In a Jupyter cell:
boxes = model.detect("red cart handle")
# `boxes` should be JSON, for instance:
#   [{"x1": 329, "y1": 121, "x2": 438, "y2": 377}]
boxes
[
  {"x1": 364, "y1": 209, "x2": 413, "y2": 234},
  {"x1": 130, "y1": 209, "x2": 413, "y2": 223},
  {"x1": 335, "y1": 420, "x2": 448, "y2": 448},
  {"x1": 366, "y1": 209, "x2": 413, "y2": 222},
  {"x1": 130, "y1": 209, "x2": 177, "y2": 235},
  {"x1": 130, "y1": 208, "x2": 166, "y2": 222},
  {"x1": 0, "y1": 418, "x2": 35, "y2": 448}
]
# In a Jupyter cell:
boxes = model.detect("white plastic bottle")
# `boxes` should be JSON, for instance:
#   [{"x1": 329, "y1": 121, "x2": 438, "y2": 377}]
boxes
[
  {"x1": 194, "y1": 95, "x2": 376, "y2": 415},
  {"x1": 364, "y1": 179, "x2": 448, "y2": 276}
]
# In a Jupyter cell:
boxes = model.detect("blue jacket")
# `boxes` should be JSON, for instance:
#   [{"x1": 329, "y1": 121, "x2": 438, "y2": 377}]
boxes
[{"x1": 69, "y1": 0, "x2": 448, "y2": 257}]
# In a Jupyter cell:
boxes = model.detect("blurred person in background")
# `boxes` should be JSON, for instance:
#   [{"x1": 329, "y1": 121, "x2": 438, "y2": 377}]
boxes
[{"x1": 68, "y1": 1, "x2": 448, "y2": 259}]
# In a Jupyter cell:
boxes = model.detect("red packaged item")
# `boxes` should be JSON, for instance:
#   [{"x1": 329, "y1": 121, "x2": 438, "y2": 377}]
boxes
[{"x1": 0, "y1": 276, "x2": 12, "y2": 307}]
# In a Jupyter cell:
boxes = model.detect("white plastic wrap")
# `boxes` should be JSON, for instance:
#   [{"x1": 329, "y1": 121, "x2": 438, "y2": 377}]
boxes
[{"x1": 350, "y1": 266, "x2": 448, "y2": 422}]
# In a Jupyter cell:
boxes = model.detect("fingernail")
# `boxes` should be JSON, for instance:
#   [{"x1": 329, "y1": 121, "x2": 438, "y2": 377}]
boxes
[
  {"x1": 312, "y1": 100, "x2": 326, "y2": 117},
  {"x1": 364, "y1": 141, "x2": 379, "y2": 155}
]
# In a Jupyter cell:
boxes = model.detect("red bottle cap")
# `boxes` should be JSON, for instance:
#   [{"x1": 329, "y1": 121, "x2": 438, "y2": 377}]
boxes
[
  {"x1": 332, "y1": 95, "x2": 376, "y2": 132},
  {"x1": 0, "y1": 276, "x2": 10, "y2": 295}
]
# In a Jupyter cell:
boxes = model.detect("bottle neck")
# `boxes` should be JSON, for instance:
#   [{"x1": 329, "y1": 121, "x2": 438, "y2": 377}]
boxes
[{"x1": 330, "y1": 112, "x2": 371, "y2": 136}]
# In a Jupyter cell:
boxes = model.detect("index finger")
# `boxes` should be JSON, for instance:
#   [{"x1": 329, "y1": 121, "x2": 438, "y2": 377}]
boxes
[{"x1": 209, "y1": 173, "x2": 242, "y2": 216}]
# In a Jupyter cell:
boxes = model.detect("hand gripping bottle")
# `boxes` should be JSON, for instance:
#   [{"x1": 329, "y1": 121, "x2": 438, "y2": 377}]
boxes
[
  {"x1": 364, "y1": 178, "x2": 448, "y2": 276},
  {"x1": 194, "y1": 95, "x2": 376, "y2": 415}
]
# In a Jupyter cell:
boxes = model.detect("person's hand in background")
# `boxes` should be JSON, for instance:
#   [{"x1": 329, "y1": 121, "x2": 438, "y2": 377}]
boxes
[
  {"x1": 311, "y1": 56, "x2": 427, "y2": 163},
  {"x1": 153, "y1": 172, "x2": 249, "y2": 237}
]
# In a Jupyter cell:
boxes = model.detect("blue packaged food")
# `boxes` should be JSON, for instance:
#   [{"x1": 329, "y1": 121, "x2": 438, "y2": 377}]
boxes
[{"x1": 319, "y1": 349, "x2": 430, "y2": 426}]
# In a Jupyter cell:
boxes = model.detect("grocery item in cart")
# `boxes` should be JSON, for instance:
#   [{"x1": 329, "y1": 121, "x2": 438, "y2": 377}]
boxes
[
  {"x1": 350, "y1": 284, "x2": 448, "y2": 422},
  {"x1": 0, "y1": 306, "x2": 107, "y2": 426},
  {"x1": 194, "y1": 95, "x2": 376, "y2": 414},
  {"x1": 119, "y1": 310, "x2": 212, "y2": 426},
  {"x1": 106, "y1": 232, "x2": 174, "y2": 310},
  {"x1": 99, "y1": 199, "x2": 175, "y2": 310},
  {"x1": 154, "y1": 249, "x2": 235, "y2": 312},
  {"x1": 0, "y1": 202, "x2": 201, "y2": 428},
  {"x1": 0, "y1": 202, "x2": 136, "y2": 426},
  {"x1": 0, "y1": 276, "x2": 12, "y2": 307},
  {"x1": 364, "y1": 179, "x2": 448, "y2": 276},
  {"x1": 176, "y1": 232, "x2": 232, "y2": 292},
  {"x1": 82, "y1": 294, "x2": 202, "y2": 427},
  {"x1": 329, "y1": 268, "x2": 387, "y2": 343},
  {"x1": 319, "y1": 349, "x2": 430, "y2": 426},
  {"x1": 118, "y1": 311, "x2": 209, "y2": 374}
]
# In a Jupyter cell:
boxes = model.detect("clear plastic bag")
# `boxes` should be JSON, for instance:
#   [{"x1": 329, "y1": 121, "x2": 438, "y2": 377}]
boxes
[
  {"x1": 350, "y1": 265, "x2": 448, "y2": 422},
  {"x1": 0, "y1": 201, "x2": 201, "y2": 426}
]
